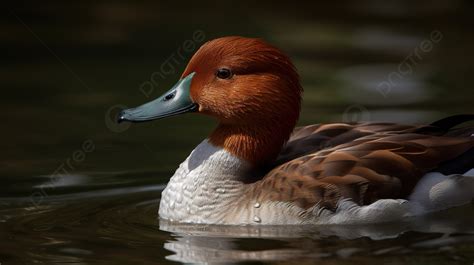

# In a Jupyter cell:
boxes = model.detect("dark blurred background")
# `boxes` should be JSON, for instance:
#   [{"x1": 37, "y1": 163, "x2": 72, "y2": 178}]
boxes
[{"x1": 2, "y1": 0, "x2": 474, "y2": 182}]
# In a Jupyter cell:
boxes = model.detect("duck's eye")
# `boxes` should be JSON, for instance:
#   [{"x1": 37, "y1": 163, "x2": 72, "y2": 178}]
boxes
[{"x1": 216, "y1": 68, "x2": 232, "y2": 79}]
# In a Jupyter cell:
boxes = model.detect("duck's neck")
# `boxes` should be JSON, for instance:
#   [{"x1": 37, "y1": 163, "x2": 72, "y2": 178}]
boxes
[{"x1": 208, "y1": 122, "x2": 290, "y2": 168}]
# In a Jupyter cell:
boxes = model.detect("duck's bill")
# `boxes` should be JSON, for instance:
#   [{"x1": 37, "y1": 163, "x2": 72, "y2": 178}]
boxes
[{"x1": 117, "y1": 73, "x2": 197, "y2": 123}]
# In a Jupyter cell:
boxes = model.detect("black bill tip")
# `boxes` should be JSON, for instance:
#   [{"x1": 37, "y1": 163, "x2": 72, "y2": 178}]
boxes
[{"x1": 117, "y1": 110, "x2": 127, "y2": 124}]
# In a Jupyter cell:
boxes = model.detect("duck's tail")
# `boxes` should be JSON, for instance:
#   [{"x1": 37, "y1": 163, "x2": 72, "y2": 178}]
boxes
[
  {"x1": 418, "y1": 114, "x2": 474, "y2": 178},
  {"x1": 414, "y1": 114, "x2": 474, "y2": 136},
  {"x1": 430, "y1": 114, "x2": 474, "y2": 130}
]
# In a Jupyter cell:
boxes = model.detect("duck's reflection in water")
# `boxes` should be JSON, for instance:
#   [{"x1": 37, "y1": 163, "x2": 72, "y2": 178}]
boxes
[{"x1": 160, "y1": 204, "x2": 474, "y2": 263}]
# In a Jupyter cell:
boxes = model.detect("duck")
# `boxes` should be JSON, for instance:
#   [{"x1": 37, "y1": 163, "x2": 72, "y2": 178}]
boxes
[{"x1": 118, "y1": 36, "x2": 474, "y2": 225}]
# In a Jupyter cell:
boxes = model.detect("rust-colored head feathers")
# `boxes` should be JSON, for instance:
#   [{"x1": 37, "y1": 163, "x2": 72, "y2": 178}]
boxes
[{"x1": 181, "y1": 36, "x2": 303, "y2": 166}]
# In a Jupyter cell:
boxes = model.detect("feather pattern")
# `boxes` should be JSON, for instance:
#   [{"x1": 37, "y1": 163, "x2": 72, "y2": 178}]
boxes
[{"x1": 251, "y1": 122, "x2": 474, "y2": 211}]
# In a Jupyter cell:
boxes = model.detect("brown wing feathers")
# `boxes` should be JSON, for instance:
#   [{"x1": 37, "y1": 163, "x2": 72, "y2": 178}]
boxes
[{"x1": 256, "y1": 118, "x2": 474, "y2": 211}]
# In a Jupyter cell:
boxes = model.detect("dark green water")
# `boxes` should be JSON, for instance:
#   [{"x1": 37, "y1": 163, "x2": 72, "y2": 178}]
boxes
[{"x1": 1, "y1": 1, "x2": 474, "y2": 264}]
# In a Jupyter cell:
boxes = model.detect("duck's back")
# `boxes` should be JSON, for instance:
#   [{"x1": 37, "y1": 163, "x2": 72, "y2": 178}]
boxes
[{"x1": 252, "y1": 115, "x2": 474, "y2": 222}]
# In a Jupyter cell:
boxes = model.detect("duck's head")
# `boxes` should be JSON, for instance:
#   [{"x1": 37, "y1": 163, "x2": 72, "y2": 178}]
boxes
[{"x1": 119, "y1": 36, "x2": 302, "y2": 166}]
